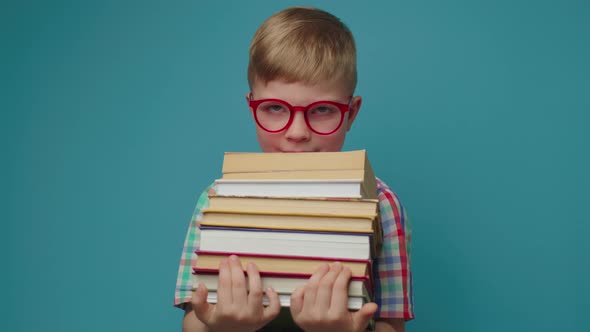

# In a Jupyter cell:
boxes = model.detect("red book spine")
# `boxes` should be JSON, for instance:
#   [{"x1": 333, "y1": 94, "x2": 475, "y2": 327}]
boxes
[
  {"x1": 195, "y1": 250, "x2": 371, "y2": 264},
  {"x1": 193, "y1": 252, "x2": 375, "y2": 295}
]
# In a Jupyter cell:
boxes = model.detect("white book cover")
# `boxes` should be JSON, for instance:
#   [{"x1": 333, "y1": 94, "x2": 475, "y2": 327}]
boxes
[
  {"x1": 192, "y1": 273, "x2": 370, "y2": 298},
  {"x1": 205, "y1": 291, "x2": 366, "y2": 310},
  {"x1": 200, "y1": 227, "x2": 371, "y2": 260},
  {"x1": 214, "y1": 179, "x2": 363, "y2": 198}
]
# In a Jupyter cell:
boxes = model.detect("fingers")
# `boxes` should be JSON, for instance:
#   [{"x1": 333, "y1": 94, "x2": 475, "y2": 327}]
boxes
[
  {"x1": 195, "y1": 256, "x2": 279, "y2": 331},
  {"x1": 217, "y1": 258, "x2": 232, "y2": 304},
  {"x1": 292, "y1": 263, "x2": 360, "y2": 331},
  {"x1": 290, "y1": 284, "x2": 304, "y2": 316},
  {"x1": 352, "y1": 302, "x2": 378, "y2": 331},
  {"x1": 303, "y1": 263, "x2": 329, "y2": 309},
  {"x1": 246, "y1": 262, "x2": 263, "y2": 306},
  {"x1": 262, "y1": 286, "x2": 281, "y2": 321},
  {"x1": 316, "y1": 262, "x2": 342, "y2": 309},
  {"x1": 191, "y1": 283, "x2": 213, "y2": 323},
  {"x1": 229, "y1": 255, "x2": 247, "y2": 305},
  {"x1": 246, "y1": 261, "x2": 280, "y2": 322},
  {"x1": 330, "y1": 265, "x2": 352, "y2": 313}
]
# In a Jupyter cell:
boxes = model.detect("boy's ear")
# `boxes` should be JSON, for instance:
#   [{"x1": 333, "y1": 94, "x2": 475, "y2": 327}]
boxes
[
  {"x1": 245, "y1": 93, "x2": 254, "y2": 114},
  {"x1": 346, "y1": 96, "x2": 362, "y2": 131}
]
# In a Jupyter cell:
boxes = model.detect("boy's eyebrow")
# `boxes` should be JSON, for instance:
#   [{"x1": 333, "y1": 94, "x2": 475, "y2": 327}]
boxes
[{"x1": 248, "y1": 94, "x2": 352, "y2": 104}]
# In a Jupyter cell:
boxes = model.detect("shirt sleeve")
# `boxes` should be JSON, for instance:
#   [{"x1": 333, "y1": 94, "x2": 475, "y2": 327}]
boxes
[
  {"x1": 174, "y1": 184, "x2": 215, "y2": 309},
  {"x1": 373, "y1": 179, "x2": 415, "y2": 320}
]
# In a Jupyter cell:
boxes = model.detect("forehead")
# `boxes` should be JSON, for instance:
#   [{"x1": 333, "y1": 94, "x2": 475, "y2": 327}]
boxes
[{"x1": 251, "y1": 79, "x2": 351, "y2": 105}]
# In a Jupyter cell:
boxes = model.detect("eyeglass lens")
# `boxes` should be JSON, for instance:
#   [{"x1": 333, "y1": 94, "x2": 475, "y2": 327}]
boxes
[{"x1": 255, "y1": 101, "x2": 343, "y2": 134}]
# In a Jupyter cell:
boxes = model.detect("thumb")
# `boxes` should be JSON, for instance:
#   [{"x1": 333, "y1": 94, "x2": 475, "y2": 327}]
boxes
[
  {"x1": 352, "y1": 302, "x2": 378, "y2": 331},
  {"x1": 191, "y1": 283, "x2": 214, "y2": 324},
  {"x1": 262, "y1": 287, "x2": 281, "y2": 322}
]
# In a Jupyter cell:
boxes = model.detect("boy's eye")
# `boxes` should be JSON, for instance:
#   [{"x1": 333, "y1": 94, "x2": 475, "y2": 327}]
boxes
[
  {"x1": 269, "y1": 104, "x2": 285, "y2": 112},
  {"x1": 309, "y1": 105, "x2": 338, "y2": 115},
  {"x1": 261, "y1": 103, "x2": 288, "y2": 113}
]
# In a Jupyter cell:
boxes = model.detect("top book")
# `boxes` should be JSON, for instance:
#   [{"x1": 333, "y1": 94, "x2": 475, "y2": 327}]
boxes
[
  {"x1": 222, "y1": 150, "x2": 374, "y2": 173},
  {"x1": 221, "y1": 150, "x2": 378, "y2": 199}
]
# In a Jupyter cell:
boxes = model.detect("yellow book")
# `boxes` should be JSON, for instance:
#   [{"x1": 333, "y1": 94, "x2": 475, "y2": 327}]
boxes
[
  {"x1": 200, "y1": 209, "x2": 381, "y2": 234},
  {"x1": 192, "y1": 269, "x2": 372, "y2": 299},
  {"x1": 195, "y1": 250, "x2": 372, "y2": 278},
  {"x1": 220, "y1": 150, "x2": 377, "y2": 199},
  {"x1": 207, "y1": 195, "x2": 380, "y2": 216},
  {"x1": 199, "y1": 209, "x2": 382, "y2": 254}
]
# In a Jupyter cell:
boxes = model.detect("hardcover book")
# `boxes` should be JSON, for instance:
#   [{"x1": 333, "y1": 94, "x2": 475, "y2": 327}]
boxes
[
  {"x1": 204, "y1": 291, "x2": 368, "y2": 310},
  {"x1": 194, "y1": 250, "x2": 372, "y2": 279},
  {"x1": 199, "y1": 226, "x2": 376, "y2": 260},
  {"x1": 191, "y1": 268, "x2": 373, "y2": 298},
  {"x1": 199, "y1": 209, "x2": 383, "y2": 249},
  {"x1": 219, "y1": 150, "x2": 377, "y2": 199},
  {"x1": 206, "y1": 195, "x2": 380, "y2": 216}
]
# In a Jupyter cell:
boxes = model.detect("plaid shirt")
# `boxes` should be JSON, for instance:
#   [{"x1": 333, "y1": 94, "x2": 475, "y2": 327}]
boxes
[{"x1": 174, "y1": 178, "x2": 414, "y2": 320}]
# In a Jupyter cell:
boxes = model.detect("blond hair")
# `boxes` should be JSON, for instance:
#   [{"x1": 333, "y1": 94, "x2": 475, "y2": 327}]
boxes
[{"x1": 248, "y1": 7, "x2": 357, "y2": 94}]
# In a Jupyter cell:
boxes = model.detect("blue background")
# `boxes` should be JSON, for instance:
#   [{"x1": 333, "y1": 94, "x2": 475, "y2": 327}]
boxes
[{"x1": 4, "y1": 0, "x2": 589, "y2": 331}]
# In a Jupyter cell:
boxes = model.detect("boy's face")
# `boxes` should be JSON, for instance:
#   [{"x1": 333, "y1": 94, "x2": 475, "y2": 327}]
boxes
[{"x1": 247, "y1": 80, "x2": 361, "y2": 153}]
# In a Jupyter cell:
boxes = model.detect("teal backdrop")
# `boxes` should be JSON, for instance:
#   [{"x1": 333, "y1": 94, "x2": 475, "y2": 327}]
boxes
[{"x1": 4, "y1": 0, "x2": 589, "y2": 331}]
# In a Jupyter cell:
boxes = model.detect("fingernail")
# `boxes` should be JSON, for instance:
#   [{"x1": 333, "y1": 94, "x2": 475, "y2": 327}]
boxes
[
  {"x1": 333, "y1": 262, "x2": 342, "y2": 268},
  {"x1": 229, "y1": 255, "x2": 238, "y2": 261},
  {"x1": 266, "y1": 286, "x2": 275, "y2": 294}
]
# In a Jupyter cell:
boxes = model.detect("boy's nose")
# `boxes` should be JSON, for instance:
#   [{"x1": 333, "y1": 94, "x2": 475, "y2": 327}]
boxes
[{"x1": 284, "y1": 112, "x2": 311, "y2": 142}]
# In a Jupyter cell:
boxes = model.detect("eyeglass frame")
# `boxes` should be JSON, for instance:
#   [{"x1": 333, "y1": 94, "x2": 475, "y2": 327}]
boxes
[{"x1": 247, "y1": 93, "x2": 353, "y2": 135}]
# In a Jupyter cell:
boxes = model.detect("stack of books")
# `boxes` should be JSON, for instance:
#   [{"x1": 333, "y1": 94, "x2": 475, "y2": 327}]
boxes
[{"x1": 191, "y1": 150, "x2": 382, "y2": 311}]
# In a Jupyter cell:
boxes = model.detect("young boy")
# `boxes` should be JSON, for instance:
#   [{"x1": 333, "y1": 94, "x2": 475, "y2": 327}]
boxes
[{"x1": 175, "y1": 7, "x2": 414, "y2": 332}]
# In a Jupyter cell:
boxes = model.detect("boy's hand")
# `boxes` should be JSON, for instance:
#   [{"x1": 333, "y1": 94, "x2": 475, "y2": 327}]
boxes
[
  {"x1": 190, "y1": 255, "x2": 281, "y2": 332},
  {"x1": 290, "y1": 262, "x2": 378, "y2": 332}
]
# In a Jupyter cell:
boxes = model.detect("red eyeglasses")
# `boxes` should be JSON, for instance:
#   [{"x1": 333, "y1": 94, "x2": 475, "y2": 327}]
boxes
[{"x1": 248, "y1": 94, "x2": 352, "y2": 135}]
